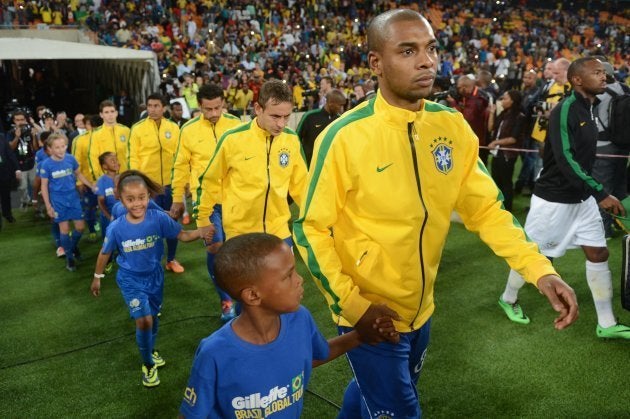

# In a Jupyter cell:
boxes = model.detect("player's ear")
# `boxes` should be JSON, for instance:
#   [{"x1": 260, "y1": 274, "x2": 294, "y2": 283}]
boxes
[{"x1": 240, "y1": 286, "x2": 261, "y2": 306}]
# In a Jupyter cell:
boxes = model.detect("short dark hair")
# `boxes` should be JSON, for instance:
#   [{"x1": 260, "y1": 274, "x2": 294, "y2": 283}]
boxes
[
  {"x1": 198, "y1": 83, "x2": 225, "y2": 103},
  {"x1": 215, "y1": 233, "x2": 285, "y2": 300},
  {"x1": 170, "y1": 101, "x2": 183, "y2": 109},
  {"x1": 147, "y1": 92, "x2": 167, "y2": 106},
  {"x1": 257, "y1": 79, "x2": 292, "y2": 108},
  {"x1": 367, "y1": 9, "x2": 426, "y2": 53},
  {"x1": 98, "y1": 151, "x2": 115, "y2": 167},
  {"x1": 567, "y1": 57, "x2": 599, "y2": 85},
  {"x1": 12, "y1": 110, "x2": 26, "y2": 120}
]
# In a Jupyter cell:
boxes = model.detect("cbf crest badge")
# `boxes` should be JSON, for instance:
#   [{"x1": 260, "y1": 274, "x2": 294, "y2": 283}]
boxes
[
  {"x1": 165, "y1": 131, "x2": 172, "y2": 139},
  {"x1": 119, "y1": 134, "x2": 126, "y2": 143},
  {"x1": 278, "y1": 148, "x2": 290, "y2": 168},
  {"x1": 430, "y1": 137, "x2": 453, "y2": 174}
]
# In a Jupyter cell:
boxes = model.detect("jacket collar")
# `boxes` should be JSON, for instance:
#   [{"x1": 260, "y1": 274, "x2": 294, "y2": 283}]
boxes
[
  {"x1": 572, "y1": 90, "x2": 600, "y2": 107},
  {"x1": 250, "y1": 117, "x2": 273, "y2": 139},
  {"x1": 374, "y1": 91, "x2": 424, "y2": 126}
]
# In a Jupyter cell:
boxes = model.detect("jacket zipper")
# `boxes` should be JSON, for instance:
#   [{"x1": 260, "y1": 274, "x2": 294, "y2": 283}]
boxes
[
  {"x1": 407, "y1": 122, "x2": 428, "y2": 330},
  {"x1": 155, "y1": 122, "x2": 164, "y2": 185},
  {"x1": 262, "y1": 135, "x2": 274, "y2": 232},
  {"x1": 211, "y1": 124, "x2": 218, "y2": 144}
]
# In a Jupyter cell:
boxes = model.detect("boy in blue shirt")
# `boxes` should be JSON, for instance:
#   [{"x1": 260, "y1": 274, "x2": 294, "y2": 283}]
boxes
[
  {"x1": 179, "y1": 233, "x2": 398, "y2": 418},
  {"x1": 39, "y1": 133, "x2": 95, "y2": 271}
]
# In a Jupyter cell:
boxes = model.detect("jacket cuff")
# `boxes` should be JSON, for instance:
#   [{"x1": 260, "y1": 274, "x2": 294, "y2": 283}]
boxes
[
  {"x1": 339, "y1": 287, "x2": 372, "y2": 326},
  {"x1": 526, "y1": 264, "x2": 560, "y2": 288},
  {"x1": 593, "y1": 189, "x2": 608, "y2": 203},
  {"x1": 196, "y1": 217, "x2": 211, "y2": 228}
]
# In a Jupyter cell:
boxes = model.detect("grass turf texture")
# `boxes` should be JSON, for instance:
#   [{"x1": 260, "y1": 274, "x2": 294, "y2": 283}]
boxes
[{"x1": 1, "y1": 196, "x2": 629, "y2": 417}]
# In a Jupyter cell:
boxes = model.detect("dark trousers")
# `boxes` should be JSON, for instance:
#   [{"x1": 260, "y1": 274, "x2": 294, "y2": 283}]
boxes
[
  {"x1": 592, "y1": 143, "x2": 629, "y2": 234},
  {"x1": 0, "y1": 181, "x2": 12, "y2": 218},
  {"x1": 491, "y1": 153, "x2": 517, "y2": 211}
]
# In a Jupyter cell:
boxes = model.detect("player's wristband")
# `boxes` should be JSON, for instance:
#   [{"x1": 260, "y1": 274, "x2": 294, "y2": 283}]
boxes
[{"x1": 93, "y1": 273, "x2": 105, "y2": 279}]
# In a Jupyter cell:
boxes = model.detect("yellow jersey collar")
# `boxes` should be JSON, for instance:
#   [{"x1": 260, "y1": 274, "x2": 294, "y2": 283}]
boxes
[{"x1": 374, "y1": 91, "x2": 424, "y2": 126}]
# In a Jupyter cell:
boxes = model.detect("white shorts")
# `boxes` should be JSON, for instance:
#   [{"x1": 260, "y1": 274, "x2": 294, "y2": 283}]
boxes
[{"x1": 524, "y1": 195, "x2": 606, "y2": 258}]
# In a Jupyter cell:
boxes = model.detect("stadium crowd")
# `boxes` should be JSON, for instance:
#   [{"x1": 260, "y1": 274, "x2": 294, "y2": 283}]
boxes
[{"x1": 1, "y1": 0, "x2": 630, "y2": 413}]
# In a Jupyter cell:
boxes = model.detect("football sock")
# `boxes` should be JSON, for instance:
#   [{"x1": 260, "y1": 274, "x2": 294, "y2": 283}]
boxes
[
  {"x1": 166, "y1": 238, "x2": 178, "y2": 263},
  {"x1": 52, "y1": 223, "x2": 60, "y2": 247},
  {"x1": 136, "y1": 328, "x2": 154, "y2": 366},
  {"x1": 586, "y1": 260, "x2": 616, "y2": 328},
  {"x1": 71, "y1": 230, "x2": 83, "y2": 252},
  {"x1": 152, "y1": 316, "x2": 159, "y2": 348},
  {"x1": 60, "y1": 233, "x2": 73, "y2": 261},
  {"x1": 501, "y1": 269, "x2": 526, "y2": 304},
  {"x1": 207, "y1": 251, "x2": 232, "y2": 302}
]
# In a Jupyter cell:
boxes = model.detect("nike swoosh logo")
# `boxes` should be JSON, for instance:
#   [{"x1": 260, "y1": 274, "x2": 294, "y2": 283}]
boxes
[
  {"x1": 315, "y1": 124, "x2": 323, "y2": 128},
  {"x1": 580, "y1": 122, "x2": 586, "y2": 126},
  {"x1": 376, "y1": 163, "x2": 393, "y2": 172},
  {"x1": 244, "y1": 156, "x2": 255, "y2": 160}
]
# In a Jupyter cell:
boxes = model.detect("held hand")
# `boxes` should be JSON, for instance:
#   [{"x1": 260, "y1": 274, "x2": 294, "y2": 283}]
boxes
[
  {"x1": 201, "y1": 225, "x2": 216, "y2": 242},
  {"x1": 77, "y1": 184, "x2": 87, "y2": 194},
  {"x1": 170, "y1": 202, "x2": 185, "y2": 220},
  {"x1": 46, "y1": 205, "x2": 55, "y2": 219},
  {"x1": 599, "y1": 195, "x2": 625, "y2": 217},
  {"x1": 537, "y1": 275, "x2": 578, "y2": 330},
  {"x1": 90, "y1": 278, "x2": 101, "y2": 297},
  {"x1": 373, "y1": 316, "x2": 400, "y2": 344},
  {"x1": 355, "y1": 304, "x2": 401, "y2": 345}
]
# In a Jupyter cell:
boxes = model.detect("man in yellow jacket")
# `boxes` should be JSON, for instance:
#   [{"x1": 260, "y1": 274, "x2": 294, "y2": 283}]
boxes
[
  {"x1": 90, "y1": 100, "x2": 130, "y2": 178},
  {"x1": 128, "y1": 93, "x2": 183, "y2": 272},
  {"x1": 71, "y1": 114, "x2": 100, "y2": 241},
  {"x1": 194, "y1": 79, "x2": 307, "y2": 246},
  {"x1": 170, "y1": 83, "x2": 242, "y2": 321},
  {"x1": 293, "y1": 10, "x2": 578, "y2": 418}
]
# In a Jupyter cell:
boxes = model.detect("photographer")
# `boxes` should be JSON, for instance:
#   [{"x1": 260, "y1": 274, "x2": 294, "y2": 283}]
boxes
[
  {"x1": 8, "y1": 110, "x2": 39, "y2": 210},
  {"x1": 514, "y1": 69, "x2": 543, "y2": 195}
]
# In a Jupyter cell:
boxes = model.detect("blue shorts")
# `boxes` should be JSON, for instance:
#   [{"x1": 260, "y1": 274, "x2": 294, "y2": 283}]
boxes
[
  {"x1": 338, "y1": 318, "x2": 431, "y2": 418},
  {"x1": 209, "y1": 204, "x2": 225, "y2": 243},
  {"x1": 116, "y1": 268, "x2": 164, "y2": 319},
  {"x1": 51, "y1": 192, "x2": 83, "y2": 222}
]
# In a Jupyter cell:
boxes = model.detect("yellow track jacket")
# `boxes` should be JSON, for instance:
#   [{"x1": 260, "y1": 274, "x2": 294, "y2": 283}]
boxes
[
  {"x1": 294, "y1": 93, "x2": 558, "y2": 332},
  {"x1": 128, "y1": 118, "x2": 180, "y2": 186},
  {"x1": 171, "y1": 113, "x2": 242, "y2": 203},
  {"x1": 194, "y1": 118, "x2": 308, "y2": 240},
  {"x1": 90, "y1": 123, "x2": 130, "y2": 177},
  {"x1": 71, "y1": 130, "x2": 96, "y2": 183}
]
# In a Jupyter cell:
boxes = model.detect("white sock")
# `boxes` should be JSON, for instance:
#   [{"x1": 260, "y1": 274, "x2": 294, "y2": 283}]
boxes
[
  {"x1": 585, "y1": 260, "x2": 616, "y2": 328},
  {"x1": 501, "y1": 269, "x2": 526, "y2": 304},
  {"x1": 182, "y1": 194, "x2": 189, "y2": 216}
]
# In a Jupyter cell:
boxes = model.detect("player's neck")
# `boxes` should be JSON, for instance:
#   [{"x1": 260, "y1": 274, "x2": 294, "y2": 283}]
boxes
[
  {"x1": 105, "y1": 170, "x2": 117, "y2": 178},
  {"x1": 231, "y1": 310, "x2": 280, "y2": 345}
]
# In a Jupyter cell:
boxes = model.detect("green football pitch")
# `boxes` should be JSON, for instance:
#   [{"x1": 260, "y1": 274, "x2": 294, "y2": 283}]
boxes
[{"x1": 1, "y1": 199, "x2": 629, "y2": 417}]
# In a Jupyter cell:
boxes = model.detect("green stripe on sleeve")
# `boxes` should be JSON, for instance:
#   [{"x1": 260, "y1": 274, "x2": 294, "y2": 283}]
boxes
[
  {"x1": 293, "y1": 102, "x2": 375, "y2": 315},
  {"x1": 559, "y1": 95, "x2": 603, "y2": 192}
]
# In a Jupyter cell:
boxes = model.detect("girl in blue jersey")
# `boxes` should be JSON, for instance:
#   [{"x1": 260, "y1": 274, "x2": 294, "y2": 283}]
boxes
[
  {"x1": 39, "y1": 133, "x2": 95, "y2": 271},
  {"x1": 90, "y1": 170, "x2": 213, "y2": 388}
]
